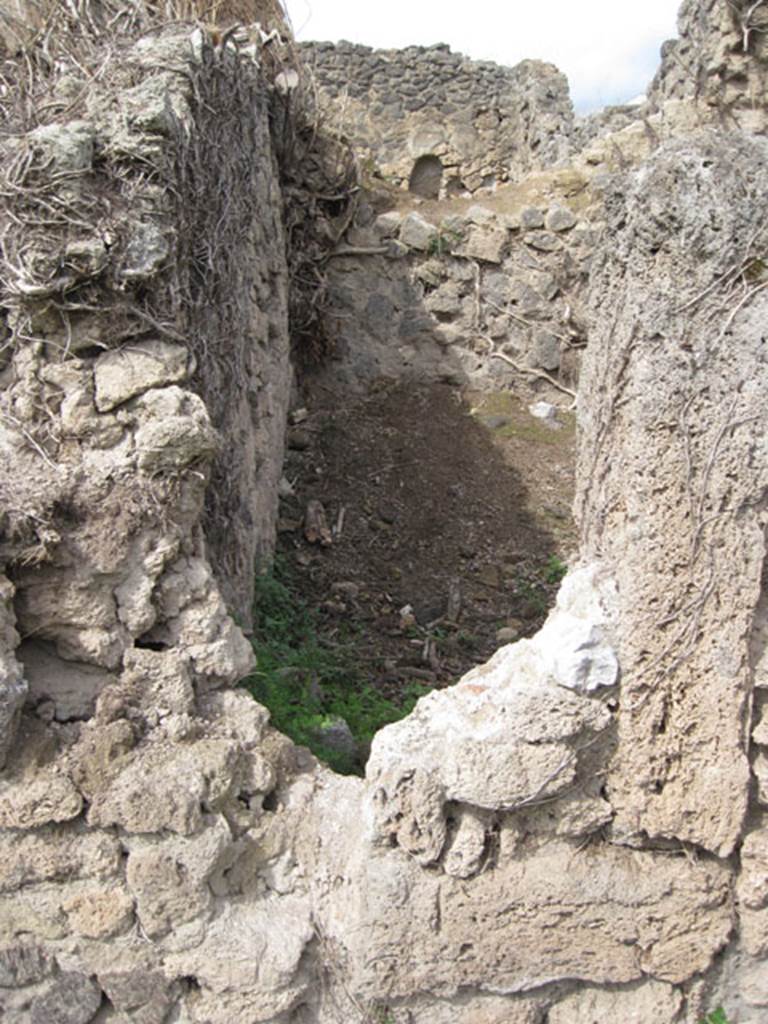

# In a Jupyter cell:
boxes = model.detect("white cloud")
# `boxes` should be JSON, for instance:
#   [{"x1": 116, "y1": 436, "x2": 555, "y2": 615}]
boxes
[{"x1": 283, "y1": 0, "x2": 681, "y2": 112}]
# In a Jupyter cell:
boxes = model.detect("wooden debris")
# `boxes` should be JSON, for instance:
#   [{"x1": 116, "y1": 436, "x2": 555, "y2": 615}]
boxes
[
  {"x1": 446, "y1": 577, "x2": 462, "y2": 623},
  {"x1": 304, "y1": 500, "x2": 332, "y2": 546},
  {"x1": 333, "y1": 505, "x2": 346, "y2": 538},
  {"x1": 277, "y1": 517, "x2": 302, "y2": 533}
]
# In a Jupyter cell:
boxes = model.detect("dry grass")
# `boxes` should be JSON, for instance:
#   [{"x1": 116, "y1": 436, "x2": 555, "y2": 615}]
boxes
[
  {"x1": 0, "y1": 0, "x2": 291, "y2": 135},
  {"x1": 0, "y1": 0, "x2": 288, "y2": 45}
]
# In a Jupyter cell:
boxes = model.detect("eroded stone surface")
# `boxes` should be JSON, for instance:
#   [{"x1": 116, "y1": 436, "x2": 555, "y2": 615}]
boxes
[
  {"x1": 28, "y1": 971, "x2": 102, "y2": 1024},
  {"x1": 126, "y1": 816, "x2": 231, "y2": 937},
  {"x1": 19, "y1": 641, "x2": 115, "y2": 721},
  {"x1": 577, "y1": 132, "x2": 768, "y2": 857},
  {"x1": 0, "y1": 575, "x2": 26, "y2": 769},
  {"x1": 548, "y1": 980, "x2": 683, "y2": 1023},
  {"x1": 349, "y1": 839, "x2": 731, "y2": 1000},
  {"x1": 93, "y1": 339, "x2": 190, "y2": 412},
  {"x1": 0, "y1": 827, "x2": 122, "y2": 894},
  {"x1": 0, "y1": 771, "x2": 83, "y2": 830},
  {"x1": 366, "y1": 563, "x2": 618, "y2": 868},
  {"x1": 399, "y1": 212, "x2": 438, "y2": 251}
]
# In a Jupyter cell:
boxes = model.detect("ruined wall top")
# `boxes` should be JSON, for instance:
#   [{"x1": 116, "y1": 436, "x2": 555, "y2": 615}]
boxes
[
  {"x1": 649, "y1": 0, "x2": 768, "y2": 131},
  {"x1": 299, "y1": 40, "x2": 574, "y2": 195}
]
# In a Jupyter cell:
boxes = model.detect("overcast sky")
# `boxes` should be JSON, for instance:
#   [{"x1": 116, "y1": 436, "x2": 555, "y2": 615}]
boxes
[{"x1": 283, "y1": 0, "x2": 682, "y2": 113}]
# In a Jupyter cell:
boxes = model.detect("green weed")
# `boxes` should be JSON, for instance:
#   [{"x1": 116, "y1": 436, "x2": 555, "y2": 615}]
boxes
[
  {"x1": 426, "y1": 226, "x2": 464, "y2": 257},
  {"x1": 700, "y1": 1009, "x2": 729, "y2": 1024},
  {"x1": 543, "y1": 554, "x2": 568, "y2": 585},
  {"x1": 242, "y1": 560, "x2": 429, "y2": 775},
  {"x1": 744, "y1": 256, "x2": 767, "y2": 283},
  {"x1": 516, "y1": 579, "x2": 550, "y2": 616},
  {"x1": 368, "y1": 1007, "x2": 395, "y2": 1024}
]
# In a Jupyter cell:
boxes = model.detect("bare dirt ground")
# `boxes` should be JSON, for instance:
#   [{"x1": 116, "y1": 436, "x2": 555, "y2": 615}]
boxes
[{"x1": 277, "y1": 377, "x2": 577, "y2": 704}]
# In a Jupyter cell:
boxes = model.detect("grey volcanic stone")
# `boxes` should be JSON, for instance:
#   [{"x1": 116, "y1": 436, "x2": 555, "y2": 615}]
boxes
[
  {"x1": 400, "y1": 212, "x2": 438, "y2": 251},
  {"x1": 546, "y1": 205, "x2": 578, "y2": 232}
]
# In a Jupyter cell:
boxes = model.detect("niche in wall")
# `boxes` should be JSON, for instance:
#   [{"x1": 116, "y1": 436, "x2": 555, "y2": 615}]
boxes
[{"x1": 409, "y1": 154, "x2": 443, "y2": 199}]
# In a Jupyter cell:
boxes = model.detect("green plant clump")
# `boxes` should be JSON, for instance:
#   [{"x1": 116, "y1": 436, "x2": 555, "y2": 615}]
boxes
[
  {"x1": 700, "y1": 1009, "x2": 730, "y2": 1024},
  {"x1": 543, "y1": 554, "x2": 568, "y2": 585},
  {"x1": 243, "y1": 560, "x2": 429, "y2": 775},
  {"x1": 426, "y1": 225, "x2": 464, "y2": 257}
]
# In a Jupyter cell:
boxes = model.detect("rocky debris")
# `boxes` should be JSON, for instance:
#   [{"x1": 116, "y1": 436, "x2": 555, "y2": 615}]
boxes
[
  {"x1": 495, "y1": 625, "x2": 519, "y2": 644},
  {"x1": 0, "y1": 826, "x2": 122, "y2": 893},
  {"x1": 524, "y1": 229, "x2": 560, "y2": 252},
  {"x1": 536, "y1": 565, "x2": 620, "y2": 693},
  {"x1": 2, "y1": 354, "x2": 224, "y2": 681},
  {"x1": 289, "y1": 407, "x2": 309, "y2": 426},
  {"x1": 330, "y1": 580, "x2": 360, "y2": 600},
  {"x1": 27, "y1": 971, "x2": 102, "y2": 1024},
  {"x1": 119, "y1": 221, "x2": 171, "y2": 282},
  {"x1": 309, "y1": 714, "x2": 359, "y2": 765},
  {"x1": 0, "y1": 771, "x2": 83, "y2": 830},
  {"x1": 29, "y1": 119, "x2": 95, "y2": 175},
  {"x1": 530, "y1": 329, "x2": 562, "y2": 371},
  {"x1": 162, "y1": 897, "x2": 315, "y2": 1023},
  {"x1": 133, "y1": 386, "x2": 219, "y2": 472},
  {"x1": 321, "y1": 188, "x2": 594, "y2": 392},
  {"x1": 565, "y1": 0, "x2": 768, "y2": 185},
  {"x1": 455, "y1": 224, "x2": 508, "y2": 264},
  {"x1": 0, "y1": 943, "x2": 54, "y2": 987},
  {"x1": 445, "y1": 577, "x2": 462, "y2": 622},
  {"x1": 519, "y1": 206, "x2": 545, "y2": 229},
  {"x1": 84, "y1": 738, "x2": 236, "y2": 835},
  {"x1": 374, "y1": 210, "x2": 404, "y2": 237},
  {"x1": 126, "y1": 815, "x2": 231, "y2": 937},
  {"x1": 0, "y1": 21, "x2": 294, "y2": 1019},
  {"x1": 99, "y1": 966, "x2": 177, "y2": 1021},
  {"x1": 465, "y1": 204, "x2": 496, "y2": 226},
  {"x1": 61, "y1": 885, "x2": 134, "y2": 940}
]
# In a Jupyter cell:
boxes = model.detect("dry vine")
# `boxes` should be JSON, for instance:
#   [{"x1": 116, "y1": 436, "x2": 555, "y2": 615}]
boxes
[
  {"x1": 0, "y1": 0, "x2": 360, "y2": 585},
  {"x1": 726, "y1": 0, "x2": 768, "y2": 50}
]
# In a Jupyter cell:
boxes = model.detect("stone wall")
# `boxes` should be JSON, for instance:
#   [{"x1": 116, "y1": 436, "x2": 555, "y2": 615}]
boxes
[
  {"x1": 312, "y1": 171, "x2": 596, "y2": 394},
  {"x1": 577, "y1": 129, "x2": 768, "y2": 1018},
  {"x1": 2, "y1": 4, "x2": 768, "y2": 1023},
  {"x1": 0, "y1": 24, "x2": 293, "y2": 1018},
  {"x1": 649, "y1": 0, "x2": 768, "y2": 132},
  {"x1": 300, "y1": 41, "x2": 574, "y2": 195}
]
